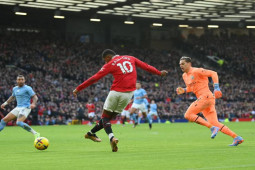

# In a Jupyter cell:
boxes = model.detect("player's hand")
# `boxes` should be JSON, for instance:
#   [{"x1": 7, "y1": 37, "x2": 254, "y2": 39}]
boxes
[
  {"x1": 30, "y1": 104, "x2": 36, "y2": 109},
  {"x1": 1, "y1": 104, "x2": 6, "y2": 110},
  {"x1": 214, "y1": 83, "x2": 222, "y2": 99},
  {"x1": 176, "y1": 87, "x2": 185, "y2": 95},
  {"x1": 73, "y1": 89, "x2": 78, "y2": 98},
  {"x1": 160, "y1": 70, "x2": 168, "y2": 77},
  {"x1": 214, "y1": 91, "x2": 222, "y2": 99}
]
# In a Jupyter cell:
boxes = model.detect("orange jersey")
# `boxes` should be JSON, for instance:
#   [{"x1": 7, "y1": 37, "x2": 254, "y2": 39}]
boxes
[{"x1": 182, "y1": 67, "x2": 218, "y2": 98}]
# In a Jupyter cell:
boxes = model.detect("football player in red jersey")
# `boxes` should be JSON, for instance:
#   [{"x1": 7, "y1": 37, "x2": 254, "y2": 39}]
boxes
[
  {"x1": 73, "y1": 49, "x2": 167, "y2": 152},
  {"x1": 85, "y1": 100, "x2": 96, "y2": 125}
]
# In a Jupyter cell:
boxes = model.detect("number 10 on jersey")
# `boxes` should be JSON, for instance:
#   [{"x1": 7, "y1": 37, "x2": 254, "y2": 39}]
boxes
[{"x1": 117, "y1": 61, "x2": 133, "y2": 74}]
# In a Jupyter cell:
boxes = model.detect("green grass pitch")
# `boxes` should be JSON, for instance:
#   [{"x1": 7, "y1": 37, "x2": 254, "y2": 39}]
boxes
[{"x1": 0, "y1": 122, "x2": 254, "y2": 170}]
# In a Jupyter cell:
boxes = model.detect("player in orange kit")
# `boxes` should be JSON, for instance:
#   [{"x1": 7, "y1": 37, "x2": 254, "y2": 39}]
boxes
[{"x1": 176, "y1": 56, "x2": 243, "y2": 146}]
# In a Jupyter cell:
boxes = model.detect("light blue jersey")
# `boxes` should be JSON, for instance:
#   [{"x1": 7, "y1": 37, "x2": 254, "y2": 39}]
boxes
[
  {"x1": 12, "y1": 85, "x2": 35, "y2": 107},
  {"x1": 143, "y1": 98, "x2": 149, "y2": 111},
  {"x1": 150, "y1": 103, "x2": 157, "y2": 113},
  {"x1": 133, "y1": 88, "x2": 147, "y2": 104}
]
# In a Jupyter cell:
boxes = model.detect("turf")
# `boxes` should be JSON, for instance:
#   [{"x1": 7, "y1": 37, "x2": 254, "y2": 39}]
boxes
[{"x1": 0, "y1": 122, "x2": 254, "y2": 170}]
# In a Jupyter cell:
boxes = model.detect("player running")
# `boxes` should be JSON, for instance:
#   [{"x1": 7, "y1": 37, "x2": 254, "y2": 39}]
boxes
[
  {"x1": 147, "y1": 100, "x2": 160, "y2": 129},
  {"x1": 129, "y1": 82, "x2": 148, "y2": 127},
  {"x1": 85, "y1": 100, "x2": 96, "y2": 125},
  {"x1": 0, "y1": 75, "x2": 40, "y2": 139},
  {"x1": 176, "y1": 56, "x2": 243, "y2": 146},
  {"x1": 73, "y1": 49, "x2": 167, "y2": 152}
]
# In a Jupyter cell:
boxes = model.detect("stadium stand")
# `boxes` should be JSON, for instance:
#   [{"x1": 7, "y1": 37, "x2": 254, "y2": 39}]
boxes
[{"x1": 0, "y1": 31, "x2": 254, "y2": 125}]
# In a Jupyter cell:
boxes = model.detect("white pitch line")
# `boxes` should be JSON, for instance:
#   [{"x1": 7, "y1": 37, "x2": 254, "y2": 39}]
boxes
[{"x1": 180, "y1": 164, "x2": 255, "y2": 170}]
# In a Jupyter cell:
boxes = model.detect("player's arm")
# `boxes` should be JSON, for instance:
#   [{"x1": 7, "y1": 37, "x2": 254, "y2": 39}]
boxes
[
  {"x1": 197, "y1": 68, "x2": 222, "y2": 98},
  {"x1": 197, "y1": 68, "x2": 219, "y2": 84},
  {"x1": 28, "y1": 87, "x2": 37, "y2": 109},
  {"x1": 73, "y1": 65, "x2": 111, "y2": 97},
  {"x1": 176, "y1": 75, "x2": 190, "y2": 95},
  {"x1": 1, "y1": 96, "x2": 15, "y2": 110},
  {"x1": 30, "y1": 95, "x2": 38, "y2": 109},
  {"x1": 133, "y1": 57, "x2": 168, "y2": 76}
]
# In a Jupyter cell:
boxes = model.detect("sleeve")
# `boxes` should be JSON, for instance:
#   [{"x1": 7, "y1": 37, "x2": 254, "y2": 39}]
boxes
[
  {"x1": 12, "y1": 88, "x2": 15, "y2": 97},
  {"x1": 142, "y1": 89, "x2": 147, "y2": 96},
  {"x1": 76, "y1": 64, "x2": 111, "y2": 92},
  {"x1": 133, "y1": 57, "x2": 161, "y2": 76},
  {"x1": 196, "y1": 68, "x2": 219, "y2": 84},
  {"x1": 182, "y1": 74, "x2": 192, "y2": 93},
  {"x1": 28, "y1": 87, "x2": 36, "y2": 97}
]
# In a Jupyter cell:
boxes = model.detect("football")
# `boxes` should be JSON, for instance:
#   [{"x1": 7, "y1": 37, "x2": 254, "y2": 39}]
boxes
[{"x1": 34, "y1": 137, "x2": 49, "y2": 150}]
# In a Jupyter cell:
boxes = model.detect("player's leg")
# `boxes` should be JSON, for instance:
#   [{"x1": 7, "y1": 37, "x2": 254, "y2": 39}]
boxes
[
  {"x1": 86, "y1": 91, "x2": 117, "y2": 142},
  {"x1": 156, "y1": 113, "x2": 161, "y2": 123},
  {"x1": 16, "y1": 108, "x2": 40, "y2": 138},
  {"x1": 0, "y1": 112, "x2": 17, "y2": 131},
  {"x1": 105, "y1": 91, "x2": 133, "y2": 152},
  {"x1": 203, "y1": 104, "x2": 243, "y2": 145},
  {"x1": 130, "y1": 106, "x2": 138, "y2": 126},
  {"x1": 147, "y1": 112, "x2": 153, "y2": 129},
  {"x1": 88, "y1": 113, "x2": 95, "y2": 126},
  {"x1": 121, "y1": 111, "x2": 126, "y2": 126},
  {"x1": 126, "y1": 111, "x2": 130, "y2": 124},
  {"x1": 85, "y1": 118, "x2": 103, "y2": 142},
  {"x1": 138, "y1": 111, "x2": 142, "y2": 124},
  {"x1": 184, "y1": 98, "x2": 213, "y2": 128}
]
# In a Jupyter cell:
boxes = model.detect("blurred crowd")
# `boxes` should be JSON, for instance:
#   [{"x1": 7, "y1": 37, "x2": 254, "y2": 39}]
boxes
[{"x1": 0, "y1": 31, "x2": 254, "y2": 125}]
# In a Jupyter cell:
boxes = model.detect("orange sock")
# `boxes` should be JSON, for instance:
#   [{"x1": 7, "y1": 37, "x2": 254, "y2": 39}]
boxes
[
  {"x1": 186, "y1": 114, "x2": 212, "y2": 128},
  {"x1": 195, "y1": 116, "x2": 212, "y2": 128},
  {"x1": 220, "y1": 125, "x2": 238, "y2": 138}
]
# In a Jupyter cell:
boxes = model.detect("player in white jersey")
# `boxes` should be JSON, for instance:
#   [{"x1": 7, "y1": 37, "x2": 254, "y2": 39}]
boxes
[{"x1": 0, "y1": 75, "x2": 40, "y2": 139}]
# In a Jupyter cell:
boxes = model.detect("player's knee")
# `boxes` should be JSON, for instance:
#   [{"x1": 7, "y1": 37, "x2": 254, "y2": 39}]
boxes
[
  {"x1": 16, "y1": 121, "x2": 24, "y2": 127},
  {"x1": 184, "y1": 113, "x2": 190, "y2": 120}
]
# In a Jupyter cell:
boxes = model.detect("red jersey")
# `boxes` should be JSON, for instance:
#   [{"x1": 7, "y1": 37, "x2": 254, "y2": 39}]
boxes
[
  {"x1": 124, "y1": 103, "x2": 132, "y2": 111},
  {"x1": 76, "y1": 55, "x2": 161, "y2": 92},
  {"x1": 86, "y1": 103, "x2": 95, "y2": 113}
]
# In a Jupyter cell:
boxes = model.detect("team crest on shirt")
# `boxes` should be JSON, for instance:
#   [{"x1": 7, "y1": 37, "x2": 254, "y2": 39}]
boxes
[{"x1": 191, "y1": 75, "x2": 194, "y2": 80}]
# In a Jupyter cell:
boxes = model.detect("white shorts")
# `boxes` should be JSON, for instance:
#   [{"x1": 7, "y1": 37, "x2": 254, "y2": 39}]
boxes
[
  {"x1": 131, "y1": 103, "x2": 146, "y2": 113},
  {"x1": 103, "y1": 91, "x2": 134, "y2": 114},
  {"x1": 148, "y1": 112, "x2": 158, "y2": 116},
  {"x1": 121, "y1": 110, "x2": 130, "y2": 118},
  {"x1": 11, "y1": 107, "x2": 31, "y2": 118},
  {"x1": 88, "y1": 112, "x2": 95, "y2": 118}
]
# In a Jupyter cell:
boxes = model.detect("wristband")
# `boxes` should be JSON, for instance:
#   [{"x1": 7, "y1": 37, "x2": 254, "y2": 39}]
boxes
[
  {"x1": 3, "y1": 101, "x2": 8, "y2": 106},
  {"x1": 214, "y1": 83, "x2": 219, "y2": 89}
]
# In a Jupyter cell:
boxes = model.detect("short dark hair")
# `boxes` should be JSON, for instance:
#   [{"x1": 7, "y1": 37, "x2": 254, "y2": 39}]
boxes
[
  {"x1": 17, "y1": 75, "x2": 25, "y2": 79},
  {"x1": 102, "y1": 49, "x2": 116, "y2": 58},
  {"x1": 180, "y1": 56, "x2": 192, "y2": 63}
]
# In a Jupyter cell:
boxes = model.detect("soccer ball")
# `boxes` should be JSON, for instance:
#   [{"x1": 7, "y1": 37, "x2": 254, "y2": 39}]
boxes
[{"x1": 34, "y1": 137, "x2": 49, "y2": 150}]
